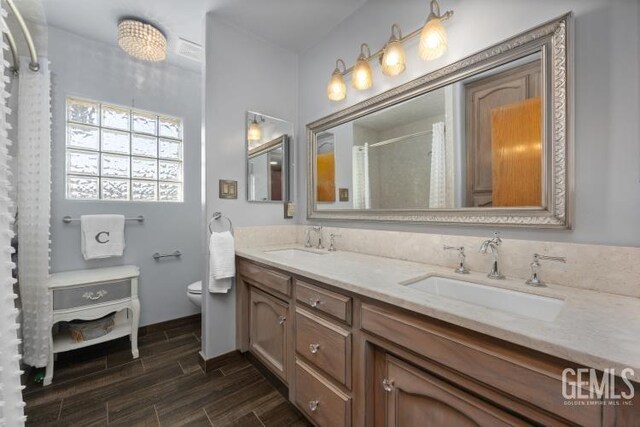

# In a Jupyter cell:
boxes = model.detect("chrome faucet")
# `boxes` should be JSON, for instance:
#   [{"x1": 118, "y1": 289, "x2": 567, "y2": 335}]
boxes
[
  {"x1": 443, "y1": 246, "x2": 470, "y2": 274},
  {"x1": 305, "y1": 226, "x2": 324, "y2": 250},
  {"x1": 328, "y1": 233, "x2": 342, "y2": 252},
  {"x1": 525, "y1": 253, "x2": 566, "y2": 287},
  {"x1": 480, "y1": 232, "x2": 505, "y2": 279}
]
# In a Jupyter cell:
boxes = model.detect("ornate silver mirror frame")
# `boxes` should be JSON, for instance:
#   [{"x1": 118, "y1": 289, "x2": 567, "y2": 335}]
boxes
[{"x1": 307, "y1": 14, "x2": 573, "y2": 228}]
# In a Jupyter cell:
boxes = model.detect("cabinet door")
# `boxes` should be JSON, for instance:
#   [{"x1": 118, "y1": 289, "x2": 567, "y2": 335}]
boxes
[
  {"x1": 249, "y1": 288, "x2": 289, "y2": 381},
  {"x1": 381, "y1": 354, "x2": 526, "y2": 427}
]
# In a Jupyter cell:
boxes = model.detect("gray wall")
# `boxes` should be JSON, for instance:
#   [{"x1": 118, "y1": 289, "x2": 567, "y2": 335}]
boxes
[
  {"x1": 48, "y1": 26, "x2": 203, "y2": 326},
  {"x1": 297, "y1": 0, "x2": 640, "y2": 246},
  {"x1": 202, "y1": 14, "x2": 298, "y2": 358}
]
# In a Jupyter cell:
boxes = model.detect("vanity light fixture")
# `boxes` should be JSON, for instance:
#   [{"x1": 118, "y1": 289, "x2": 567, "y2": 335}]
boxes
[
  {"x1": 325, "y1": 0, "x2": 454, "y2": 101},
  {"x1": 326, "y1": 59, "x2": 347, "y2": 101},
  {"x1": 352, "y1": 43, "x2": 373, "y2": 90},
  {"x1": 247, "y1": 115, "x2": 264, "y2": 142},
  {"x1": 118, "y1": 19, "x2": 167, "y2": 62},
  {"x1": 381, "y1": 24, "x2": 406, "y2": 77},
  {"x1": 419, "y1": 0, "x2": 454, "y2": 60}
]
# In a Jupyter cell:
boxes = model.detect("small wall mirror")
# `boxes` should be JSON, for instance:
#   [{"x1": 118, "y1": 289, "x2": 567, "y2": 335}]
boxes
[
  {"x1": 308, "y1": 15, "x2": 572, "y2": 228},
  {"x1": 246, "y1": 111, "x2": 293, "y2": 203}
]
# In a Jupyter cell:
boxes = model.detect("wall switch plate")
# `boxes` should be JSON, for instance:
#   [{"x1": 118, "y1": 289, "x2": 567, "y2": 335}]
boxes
[
  {"x1": 284, "y1": 202, "x2": 295, "y2": 219},
  {"x1": 219, "y1": 180, "x2": 238, "y2": 199}
]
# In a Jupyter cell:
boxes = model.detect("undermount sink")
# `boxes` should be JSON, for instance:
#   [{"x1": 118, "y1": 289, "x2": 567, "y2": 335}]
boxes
[
  {"x1": 403, "y1": 275, "x2": 564, "y2": 321},
  {"x1": 264, "y1": 248, "x2": 327, "y2": 258}
]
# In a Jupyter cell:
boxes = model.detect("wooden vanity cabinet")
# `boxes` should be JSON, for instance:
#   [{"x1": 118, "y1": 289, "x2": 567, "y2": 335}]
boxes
[
  {"x1": 375, "y1": 352, "x2": 527, "y2": 427},
  {"x1": 248, "y1": 287, "x2": 289, "y2": 381},
  {"x1": 236, "y1": 258, "x2": 639, "y2": 427}
]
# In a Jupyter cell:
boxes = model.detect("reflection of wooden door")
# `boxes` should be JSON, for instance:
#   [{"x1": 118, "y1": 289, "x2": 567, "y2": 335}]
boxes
[
  {"x1": 380, "y1": 354, "x2": 518, "y2": 427},
  {"x1": 249, "y1": 288, "x2": 288, "y2": 381},
  {"x1": 317, "y1": 152, "x2": 336, "y2": 202},
  {"x1": 492, "y1": 97, "x2": 542, "y2": 206},
  {"x1": 466, "y1": 61, "x2": 540, "y2": 207}
]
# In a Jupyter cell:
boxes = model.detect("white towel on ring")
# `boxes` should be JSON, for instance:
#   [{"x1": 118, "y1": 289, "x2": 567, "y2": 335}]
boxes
[{"x1": 208, "y1": 231, "x2": 235, "y2": 293}]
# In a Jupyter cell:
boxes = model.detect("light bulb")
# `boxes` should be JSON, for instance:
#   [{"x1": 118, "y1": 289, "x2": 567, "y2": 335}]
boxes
[
  {"x1": 352, "y1": 44, "x2": 373, "y2": 90},
  {"x1": 327, "y1": 70, "x2": 346, "y2": 101},
  {"x1": 382, "y1": 39, "x2": 406, "y2": 76},
  {"x1": 419, "y1": 16, "x2": 448, "y2": 60},
  {"x1": 247, "y1": 118, "x2": 262, "y2": 142}
]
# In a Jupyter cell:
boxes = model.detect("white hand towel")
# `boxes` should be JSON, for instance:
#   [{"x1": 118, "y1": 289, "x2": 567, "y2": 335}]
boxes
[
  {"x1": 209, "y1": 231, "x2": 235, "y2": 293},
  {"x1": 80, "y1": 215, "x2": 125, "y2": 260}
]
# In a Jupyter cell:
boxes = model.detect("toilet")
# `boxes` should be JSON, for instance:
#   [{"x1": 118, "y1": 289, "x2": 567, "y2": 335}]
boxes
[{"x1": 187, "y1": 281, "x2": 202, "y2": 308}]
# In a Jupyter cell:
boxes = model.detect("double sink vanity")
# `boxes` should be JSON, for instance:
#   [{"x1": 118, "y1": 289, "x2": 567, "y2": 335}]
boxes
[
  {"x1": 234, "y1": 12, "x2": 639, "y2": 427},
  {"x1": 235, "y1": 237, "x2": 640, "y2": 427}
]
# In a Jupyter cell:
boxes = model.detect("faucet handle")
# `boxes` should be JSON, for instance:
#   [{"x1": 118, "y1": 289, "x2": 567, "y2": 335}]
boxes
[
  {"x1": 328, "y1": 234, "x2": 342, "y2": 252},
  {"x1": 443, "y1": 246, "x2": 470, "y2": 274},
  {"x1": 525, "y1": 253, "x2": 566, "y2": 287}
]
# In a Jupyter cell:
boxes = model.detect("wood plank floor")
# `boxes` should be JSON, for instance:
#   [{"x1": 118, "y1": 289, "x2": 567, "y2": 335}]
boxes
[{"x1": 23, "y1": 315, "x2": 310, "y2": 427}]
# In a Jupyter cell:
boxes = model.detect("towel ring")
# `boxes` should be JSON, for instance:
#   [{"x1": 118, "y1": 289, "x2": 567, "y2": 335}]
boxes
[{"x1": 208, "y1": 212, "x2": 234, "y2": 235}]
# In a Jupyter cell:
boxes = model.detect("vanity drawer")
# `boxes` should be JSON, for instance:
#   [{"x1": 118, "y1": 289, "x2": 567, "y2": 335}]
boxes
[
  {"x1": 238, "y1": 260, "x2": 291, "y2": 297},
  {"x1": 53, "y1": 280, "x2": 131, "y2": 310},
  {"x1": 295, "y1": 308, "x2": 351, "y2": 388},
  {"x1": 296, "y1": 280, "x2": 351, "y2": 324},
  {"x1": 295, "y1": 359, "x2": 351, "y2": 427},
  {"x1": 360, "y1": 303, "x2": 602, "y2": 426}
]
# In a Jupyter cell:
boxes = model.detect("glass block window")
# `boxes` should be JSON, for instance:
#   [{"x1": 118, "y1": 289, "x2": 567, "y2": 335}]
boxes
[{"x1": 66, "y1": 97, "x2": 183, "y2": 202}]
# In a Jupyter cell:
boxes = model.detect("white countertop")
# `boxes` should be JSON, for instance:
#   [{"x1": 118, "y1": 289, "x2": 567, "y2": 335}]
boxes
[{"x1": 237, "y1": 244, "x2": 640, "y2": 381}]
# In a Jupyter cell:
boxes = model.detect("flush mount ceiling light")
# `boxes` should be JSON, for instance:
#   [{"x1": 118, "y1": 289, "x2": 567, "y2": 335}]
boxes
[
  {"x1": 326, "y1": 59, "x2": 347, "y2": 101},
  {"x1": 352, "y1": 43, "x2": 373, "y2": 90},
  {"x1": 247, "y1": 115, "x2": 264, "y2": 142},
  {"x1": 325, "y1": 0, "x2": 454, "y2": 101},
  {"x1": 118, "y1": 19, "x2": 167, "y2": 62},
  {"x1": 381, "y1": 24, "x2": 406, "y2": 77},
  {"x1": 419, "y1": 0, "x2": 454, "y2": 60}
]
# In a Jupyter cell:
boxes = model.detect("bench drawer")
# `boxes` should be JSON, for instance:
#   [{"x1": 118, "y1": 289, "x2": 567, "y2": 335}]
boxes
[{"x1": 53, "y1": 280, "x2": 131, "y2": 310}]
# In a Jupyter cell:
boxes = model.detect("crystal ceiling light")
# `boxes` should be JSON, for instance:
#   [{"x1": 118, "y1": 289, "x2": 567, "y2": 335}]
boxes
[{"x1": 118, "y1": 19, "x2": 167, "y2": 62}]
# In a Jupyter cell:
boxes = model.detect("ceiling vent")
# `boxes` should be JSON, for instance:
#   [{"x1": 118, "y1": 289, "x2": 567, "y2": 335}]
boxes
[{"x1": 175, "y1": 38, "x2": 202, "y2": 62}]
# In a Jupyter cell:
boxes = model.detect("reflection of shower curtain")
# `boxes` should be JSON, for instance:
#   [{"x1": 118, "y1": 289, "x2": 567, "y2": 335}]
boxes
[
  {"x1": 429, "y1": 122, "x2": 447, "y2": 208},
  {"x1": 352, "y1": 144, "x2": 370, "y2": 209},
  {"x1": 0, "y1": 14, "x2": 27, "y2": 424},
  {"x1": 18, "y1": 57, "x2": 52, "y2": 368}
]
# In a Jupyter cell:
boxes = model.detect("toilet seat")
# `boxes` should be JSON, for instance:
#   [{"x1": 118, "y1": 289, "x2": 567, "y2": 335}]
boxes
[{"x1": 187, "y1": 281, "x2": 202, "y2": 295}]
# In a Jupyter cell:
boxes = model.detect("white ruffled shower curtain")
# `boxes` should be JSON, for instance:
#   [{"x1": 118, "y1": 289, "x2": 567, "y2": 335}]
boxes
[
  {"x1": 352, "y1": 143, "x2": 370, "y2": 209},
  {"x1": 17, "y1": 56, "x2": 52, "y2": 369},
  {"x1": 429, "y1": 122, "x2": 447, "y2": 208},
  {"x1": 0, "y1": 7, "x2": 27, "y2": 425}
]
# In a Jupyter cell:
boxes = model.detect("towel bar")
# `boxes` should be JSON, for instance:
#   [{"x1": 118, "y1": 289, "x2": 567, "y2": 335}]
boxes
[
  {"x1": 152, "y1": 251, "x2": 182, "y2": 260},
  {"x1": 63, "y1": 215, "x2": 144, "y2": 223}
]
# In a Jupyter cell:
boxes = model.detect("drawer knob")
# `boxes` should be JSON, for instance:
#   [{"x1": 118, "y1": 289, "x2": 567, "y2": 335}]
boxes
[
  {"x1": 382, "y1": 378, "x2": 394, "y2": 392},
  {"x1": 277, "y1": 315, "x2": 287, "y2": 325},
  {"x1": 309, "y1": 298, "x2": 321, "y2": 308},
  {"x1": 82, "y1": 290, "x2": 108, "y2": 301},
  {"x1": 308, "y1": 400, "x2": 319, "y2": 412},
  {"x1": 309, "y1": 343, "x2": 320, "y2": 354}
]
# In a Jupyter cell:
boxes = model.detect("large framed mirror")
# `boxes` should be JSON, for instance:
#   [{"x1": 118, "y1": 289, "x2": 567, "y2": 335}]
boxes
[
  {"x1": 307, "y1": 14, "x2": 572, "y2": 228},
  {"x1": 246, "y1": 111, "x2": 293, "y2": 203}
]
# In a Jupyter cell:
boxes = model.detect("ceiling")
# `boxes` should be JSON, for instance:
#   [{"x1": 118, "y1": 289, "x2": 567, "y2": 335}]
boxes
[
  {"x1": 355, "y1": 87, "x2": 446, "y2": 132},
  {"x1": 40, "y1": 0, "x2": 368, "y2": 71}
]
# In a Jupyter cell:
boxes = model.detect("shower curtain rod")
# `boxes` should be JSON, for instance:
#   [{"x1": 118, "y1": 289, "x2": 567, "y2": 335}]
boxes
[
  {"x1": 4, "y1": 0, "x2": 39, "y2": 72},
  {"x1": 368, "y1": 129, "x2": 434, "y2": 149}
]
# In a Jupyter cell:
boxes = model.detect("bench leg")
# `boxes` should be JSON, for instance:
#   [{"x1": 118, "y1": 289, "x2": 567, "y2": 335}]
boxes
[{"x1": 130, "y1": 299, "x2": 140, "y2": 359}]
